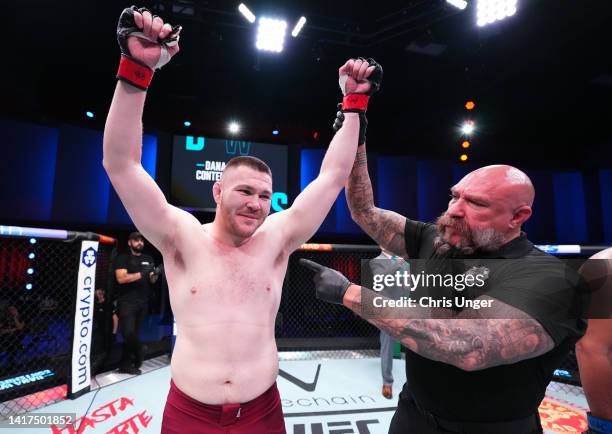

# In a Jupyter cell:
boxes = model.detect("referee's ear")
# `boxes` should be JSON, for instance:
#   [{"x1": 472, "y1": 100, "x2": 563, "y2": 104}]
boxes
[{"x1": 510, "y1": 205, "x2": 532, "y2": 229}]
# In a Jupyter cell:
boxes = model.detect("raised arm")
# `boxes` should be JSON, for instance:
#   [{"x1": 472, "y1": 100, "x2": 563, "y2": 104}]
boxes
[
  {"x1": 103, "y1": 7, "x2": 199, "y2": 252},
  {"x1": 346, "y1": 143, "x2": 407, "y2": 257},
  {"x1": 270, "y1": 58, "x2": 383, "y2": 253}
]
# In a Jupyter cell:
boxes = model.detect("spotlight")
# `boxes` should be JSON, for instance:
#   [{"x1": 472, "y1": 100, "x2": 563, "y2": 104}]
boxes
[
  {"x1": 29, "y1": 238, "x2": 37, "y2": 244},
  {"x1": 477, "y1": 0, "x2": 517, "y2": 27},
  {"x1": 184, "y1": 121, "x2": 191, "y2": 127},
  {"x1": 26, "y1": 284, "x2": 33, "y2": 290},
  {"x1": 27, "y1": 268, "x2": 34, "y2": 275},
  {"x1": 86, "y1": 111, "x2": 94, "y2": 119},
  {"x1": 313, "y1": 131, "x2": 319, "y2": 140},
  {"x1": 272, "y1": 129, "x2": 279, "y2": 136},
  {"x1": 291, "y1": 16, "x2": 307, "y2": 37},
  {"x1": 462, "y1": 140, "x2": 471, "y2": 149},
  {"x1": 446, "y1": 0, "x2": 468, "y2": 10},
  {"x1": 28, "y1": 253, "x2": 35, "y2": 259},
  {"x1": 465, "y1": 101, "x2": 476, "y2": 110},
  {"x1": 228, "y1": 122, "x2": 241, "y2": 135},
  {"x1": 460, "y1": 154, "x2": 469, "y2": 162},
  {"x1": 461, "y1": 120, "x2": 475, "y2": 135},
  {"x1": 256, "y1": 17, "x2": 287, "y2": 53},
  {"x1": 238, "y1": 3, "x2": 256, "y2": 23}
]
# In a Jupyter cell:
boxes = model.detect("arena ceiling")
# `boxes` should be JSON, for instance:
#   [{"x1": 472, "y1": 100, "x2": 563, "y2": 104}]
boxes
[{"x1": 3, "y1": 0, "x2": 611, "y2": 169}]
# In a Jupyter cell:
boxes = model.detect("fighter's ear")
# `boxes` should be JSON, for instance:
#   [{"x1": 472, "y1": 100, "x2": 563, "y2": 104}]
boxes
[{"x1": 213, "y1": 182, "x2": 222, "y2": 204}]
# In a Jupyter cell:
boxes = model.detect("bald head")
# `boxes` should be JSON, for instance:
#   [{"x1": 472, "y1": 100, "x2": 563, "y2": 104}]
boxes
[
  {"x1": 436, "y1": 164, "x2": 535, "y2": 254},
  {"x1": 590, "y1": 247, "x2": 612, "y2": 260},
  {"x1": 460, "y1": 165, "x2": 535, "y2": 210}
]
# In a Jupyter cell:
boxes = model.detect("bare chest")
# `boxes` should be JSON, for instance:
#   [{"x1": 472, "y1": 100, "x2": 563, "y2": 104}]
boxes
[{"x1": 163, "y1": 233, "x2": 287, "y2": 322}]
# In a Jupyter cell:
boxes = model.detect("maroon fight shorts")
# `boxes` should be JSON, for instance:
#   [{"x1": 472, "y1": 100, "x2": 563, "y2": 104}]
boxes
[{"x1": 161, "y1": 379, "x2": 286, "y2": 434}]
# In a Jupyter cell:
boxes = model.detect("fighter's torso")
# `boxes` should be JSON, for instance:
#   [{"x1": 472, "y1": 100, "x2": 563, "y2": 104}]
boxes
[{"x1": 164, "y1": 222, "x2": 289, "y2": 404}]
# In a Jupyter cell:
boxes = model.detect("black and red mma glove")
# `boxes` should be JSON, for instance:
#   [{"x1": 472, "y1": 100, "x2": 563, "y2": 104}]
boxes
[
  {"x1": 335, "y1": 57, "x2": 383, "y2": 145},
  {"x1": 116, "y1": 5, "x2": 181, "y2": 91}
]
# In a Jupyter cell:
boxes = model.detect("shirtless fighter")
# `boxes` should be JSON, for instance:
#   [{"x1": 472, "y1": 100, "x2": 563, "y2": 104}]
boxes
[
  {"x1": 577, "y1": 248, "x2": 612, "y2": 434},
  {"x1": 103, "y1": 6, "x2": 382, "y2": 433}
]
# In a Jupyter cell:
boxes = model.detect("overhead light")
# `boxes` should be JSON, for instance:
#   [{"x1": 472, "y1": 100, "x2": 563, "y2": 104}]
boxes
[
  {"x1": 256, "y1": 17, "x2": 287, "y2": 53},
  {"x1": 183, "y1": 121, "x2": 191, "y2": 127},
  {"x1": 462, "y1": 140, "x2": 471, "y2": 149},
  {"x1": 477, "y1": 0, "x2": 517, "y2": 27},
  {"x1": 291, "y1": 16, "x2": 307, "y2": 37},
  {"x1": 228, "y1": 122, "x2": 241, "y2": 134},
  {"x1": 238, "y1": 3, "x2": 256, "y2": 23},
  {"x1": 446, "y1": 0, "x2": 468, "y2": 10},
  {"x1": 465, "y1": 101, "x2": 476, "y2": 110},
  {"x1": 460, "y1": 154, "x2": 469, "y2": 161},
  {"x1": 86, "y1": 111, "x2": 94, "y2": 119},
  {"x1": 462, "y1": 120, "x2": 475, "y2": 135},
  {"x1": 272, "y1": 129, "x2": 279, "y2": 135}
]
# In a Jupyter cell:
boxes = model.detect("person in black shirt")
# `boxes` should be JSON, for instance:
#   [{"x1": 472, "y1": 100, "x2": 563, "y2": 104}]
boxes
[
  {"x1": 301, "y1": 128, "x2": 586, "y2": 434},
  {"x1": 114, "y1": 231, "x2": 159, "y2": 375}
]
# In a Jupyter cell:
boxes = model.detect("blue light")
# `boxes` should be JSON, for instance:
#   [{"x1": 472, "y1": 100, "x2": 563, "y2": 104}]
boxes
[
  {"x1": 184, "y1": 121, "x2": 191, "y2": 127},
  {"x1": 28, "y1": 253, "x2": 35, "y2": 259},
  {"x1": 272, "y1": 129, "x2": 279, "y2": 135},
  {"x1": 29, "y1": 238, "x2": 37, "y2": 244},
  {"x1": 86, "y1": 111, "x2": 94, "y2": 119},
  {"x1": 27, "y1": 268, "x2": 34, "y2": 275},
  {"x1": 554, "y1": 369, "x2": 571, "y2": 378},
  {"x1": 26, "y1": 284, "x2": 32, "y2": 290}
]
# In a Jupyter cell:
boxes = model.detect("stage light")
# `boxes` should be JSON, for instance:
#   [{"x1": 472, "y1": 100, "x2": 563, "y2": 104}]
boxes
[
  {"x1": 26, "y1": 284, "x2": 32, "y2": 290},
  {"x1": 477, "y1": 0, "x2": 517, "y2": 27},
  {"x1": 183, "y1": 121, "x2": 191, "y2": 127},
  {"x1": 256, "y1": 17, "x2": 287, "y2": 53},
  {"x1": 86, "y1": 111, "x2": 94, "y2": 119},
  {"x1": 465, "y1": 101, "x2": 475, "y2": 110},
  {"x1": 462, "y1": 120, "x2": 475, "y2": 135},
  {"x1": 228, "y1": 122, "x2": 241, "y2": 134},
  {"x1": 29, "y1": 238, "x2": 37, "y2": 244},
  {"x1": 272, "y1": 129, "x2": 279, "y2": 135},
  {"x1": 460, "y1": 154, "x2": 469, "y2": 161},
  {"x1": 446, "y1": 0, "x2": 468, "y2": 10},
  {"x1": 462, "y1": 140, "x2": 471, "y2": 149},
  {"x1": 313, "y1": 131, "x2": 319, "y2": 140},
  {"x1": 291, "y1": 16, "x2": 307, "y2": 37},
  {"x1": 27, "y1": 268, "x2": 34, "y2": 275},
  {"x1": 238, "y1": 3, "x2": 256, "y2": 23},
  {"x1": 28, "y1": 253, "x2": 35, "y2": 259}
]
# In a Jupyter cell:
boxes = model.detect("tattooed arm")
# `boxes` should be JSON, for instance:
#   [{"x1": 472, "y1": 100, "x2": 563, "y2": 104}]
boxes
[
  {"x1": 343, "y1": 286, "x2": 555, "y2": 371},
  {"x1": 346, "y1": 144, "x2": 407, "y2": 257}
]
